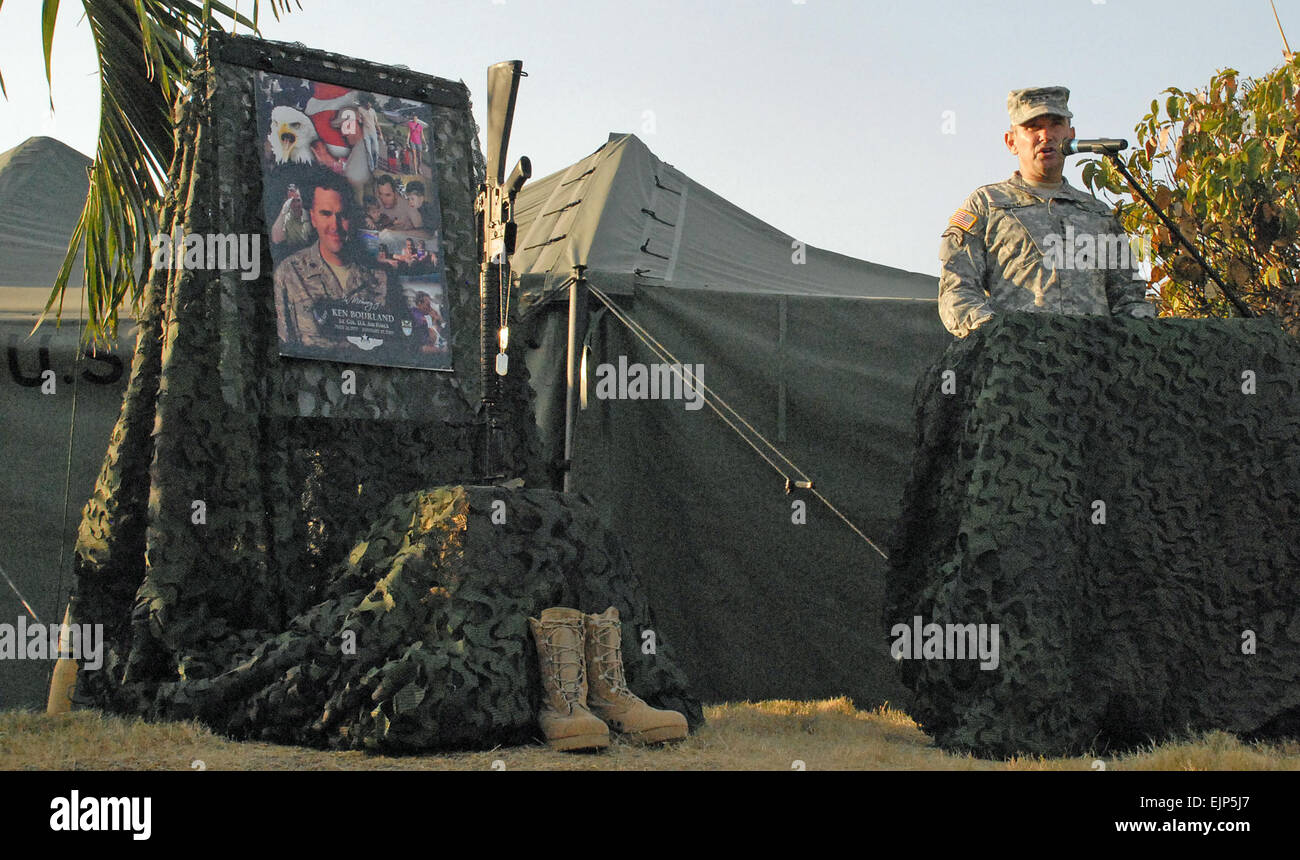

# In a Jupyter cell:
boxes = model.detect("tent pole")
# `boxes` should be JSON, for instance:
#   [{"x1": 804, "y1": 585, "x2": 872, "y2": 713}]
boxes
[{"x1": 562, "y1": 266, "x2": 588, "y2": 493}]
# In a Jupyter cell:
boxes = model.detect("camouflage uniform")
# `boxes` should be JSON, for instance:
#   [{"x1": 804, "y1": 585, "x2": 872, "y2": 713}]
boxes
[
  {"x1": 273, "y1": 243, "x2": 390, "y2": 348},
  {"x1": 939, "y1": 174, "x2": 1155, "y2": 338}
]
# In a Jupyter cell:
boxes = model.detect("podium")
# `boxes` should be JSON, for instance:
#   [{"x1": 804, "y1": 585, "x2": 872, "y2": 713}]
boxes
[{"x1": 888, "y1": 312, "x2": 1300, "y2": 757}]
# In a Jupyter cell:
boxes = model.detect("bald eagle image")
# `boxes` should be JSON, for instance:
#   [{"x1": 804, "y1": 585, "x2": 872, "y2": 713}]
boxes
[{"x1": 268, "y1": 105, "x2": 318, "y2": 164}]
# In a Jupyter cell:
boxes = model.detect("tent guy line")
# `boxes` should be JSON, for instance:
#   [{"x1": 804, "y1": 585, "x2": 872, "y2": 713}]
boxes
[
  {"x1": 0, "y1": 561, "x2": 41, "y2": 623},
  {"x1": 587, "y1": 285, "x2": 796, "y2": 477},
  {"x1": 587, "y1": 283, "x2": 889, "y2": 561}
]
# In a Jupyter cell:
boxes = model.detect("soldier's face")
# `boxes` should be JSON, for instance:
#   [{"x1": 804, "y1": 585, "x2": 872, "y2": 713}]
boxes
[
  {"x1": 310, "y1": 189, "x2": 350, "y2": 260},
  {"x1": 1005, "y1": 115, "x2": 1074, "y2": 182}
]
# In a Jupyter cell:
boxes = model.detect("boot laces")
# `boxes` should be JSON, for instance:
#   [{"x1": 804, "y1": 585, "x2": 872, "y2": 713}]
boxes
[
  {"x1": 593, "y1": 625, "x2": 633, "y2": 696},
  {"x1": 541, "y1": 625, "x2": 586, "y2": 705}
]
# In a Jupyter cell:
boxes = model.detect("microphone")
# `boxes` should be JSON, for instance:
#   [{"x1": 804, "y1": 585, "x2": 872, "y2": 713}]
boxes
[{"x1": 1060, "y1": 138, "x2": 1129, "y2": 155}]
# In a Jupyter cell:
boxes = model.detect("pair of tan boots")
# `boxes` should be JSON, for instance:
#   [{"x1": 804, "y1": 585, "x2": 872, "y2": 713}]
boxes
[{"x1": 528, "y1": 606, "x2": 687, "y2": 751}]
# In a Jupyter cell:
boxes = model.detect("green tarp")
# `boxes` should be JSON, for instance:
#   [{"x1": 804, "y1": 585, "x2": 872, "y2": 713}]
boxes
[
  {"x1": 0, "y1": 316, "x2": 132, "y2": 709},
  {"x1": 556, "y1": 290, "x2": 950, "y2": 704}
]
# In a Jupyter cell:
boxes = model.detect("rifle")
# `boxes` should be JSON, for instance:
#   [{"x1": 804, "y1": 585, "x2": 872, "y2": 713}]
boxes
[{"x1": 475, "y1": 60, "x2": 531, "y2": 478}]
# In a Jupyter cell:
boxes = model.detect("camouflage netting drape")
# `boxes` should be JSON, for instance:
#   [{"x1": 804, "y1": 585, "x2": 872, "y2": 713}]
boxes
[
  {"x1": 70, "y1": 34, "x2": 700, "y2": 750},
  {"x1": 888, "y1": 312, "x2": 1300, "y2": 758}
]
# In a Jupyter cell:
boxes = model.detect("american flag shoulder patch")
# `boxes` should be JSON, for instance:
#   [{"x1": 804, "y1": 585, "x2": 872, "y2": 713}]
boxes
[{"x1": 948, "y1": 208, "x2": 978, "y2": 232}]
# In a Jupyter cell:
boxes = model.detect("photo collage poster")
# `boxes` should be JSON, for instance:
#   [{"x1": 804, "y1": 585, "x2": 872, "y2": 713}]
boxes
[{"x1": 256, "y1": 71, "x2": 453, "y2": 370}]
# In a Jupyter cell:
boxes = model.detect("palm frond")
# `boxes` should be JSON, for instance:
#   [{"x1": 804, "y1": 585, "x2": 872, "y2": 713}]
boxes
[
  {"x1": 15, "y1": 0, "x2": 301, "y2": 342},
  {"x1": 41, "y1": 0, "x2": 60, "y2": 110}
]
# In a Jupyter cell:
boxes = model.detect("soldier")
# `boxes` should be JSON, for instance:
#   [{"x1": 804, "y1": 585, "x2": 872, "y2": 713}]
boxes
[
  {"x1": 274, "y1": 172, "x2": 389, "y2": 349},
  {"x1": 938, "y1": 86, "x2": 1156, "y2": 337}
]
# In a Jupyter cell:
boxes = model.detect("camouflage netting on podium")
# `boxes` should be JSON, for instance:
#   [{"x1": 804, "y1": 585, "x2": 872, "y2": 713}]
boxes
[
  {"x1": 888, "y1": 312, "x2": 1300, "y2": 758},
  {"x1": 69, "y1": 35, "x2": 700, "y2": 750}
]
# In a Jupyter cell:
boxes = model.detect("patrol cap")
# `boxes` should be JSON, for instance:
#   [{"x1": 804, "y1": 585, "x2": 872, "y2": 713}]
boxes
[{"x1": 1007, "y1": 86, "x2": 1073, "y2": 125}]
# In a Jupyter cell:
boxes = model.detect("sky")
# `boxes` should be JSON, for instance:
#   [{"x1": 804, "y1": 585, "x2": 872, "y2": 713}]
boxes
[{"x1": 0, "y1": 0, "x2": 1295, "y2": 277}]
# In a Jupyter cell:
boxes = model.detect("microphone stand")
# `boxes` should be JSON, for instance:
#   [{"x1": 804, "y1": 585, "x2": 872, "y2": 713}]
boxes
[{"x1": 1103, "y1": 152, "x2": 1254, "y2": 318}]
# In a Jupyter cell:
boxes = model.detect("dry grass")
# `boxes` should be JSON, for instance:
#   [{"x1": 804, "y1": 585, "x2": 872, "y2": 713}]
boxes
[{"x1": 2, "y1": 698, "x2": 1298, "y2": 771}]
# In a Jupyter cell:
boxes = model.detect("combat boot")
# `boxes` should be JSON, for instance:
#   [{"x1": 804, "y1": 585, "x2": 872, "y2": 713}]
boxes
[
  {"x1": 528, "y1": 607, "x2": 610, "y2": 751},
  {"x1": 584, "y1": 606, "x2": 688, "y2": 743}
]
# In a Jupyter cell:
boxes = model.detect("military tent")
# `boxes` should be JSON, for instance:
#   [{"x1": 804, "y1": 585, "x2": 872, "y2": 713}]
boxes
[
  {"x1": 515, "y1": 133, "x2": 951, "y2": 706},
  {"x1": 0, "y1": 137, "x2": 136, "y2": 710}
]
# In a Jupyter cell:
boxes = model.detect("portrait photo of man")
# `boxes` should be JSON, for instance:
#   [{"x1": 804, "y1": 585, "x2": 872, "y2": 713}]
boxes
[
  {"x1": 257, "y1": 71, "x2": 453, "y2": 370},
  {"x1": 273, "y1": 169, "x2": 391, "y2": 351}
]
